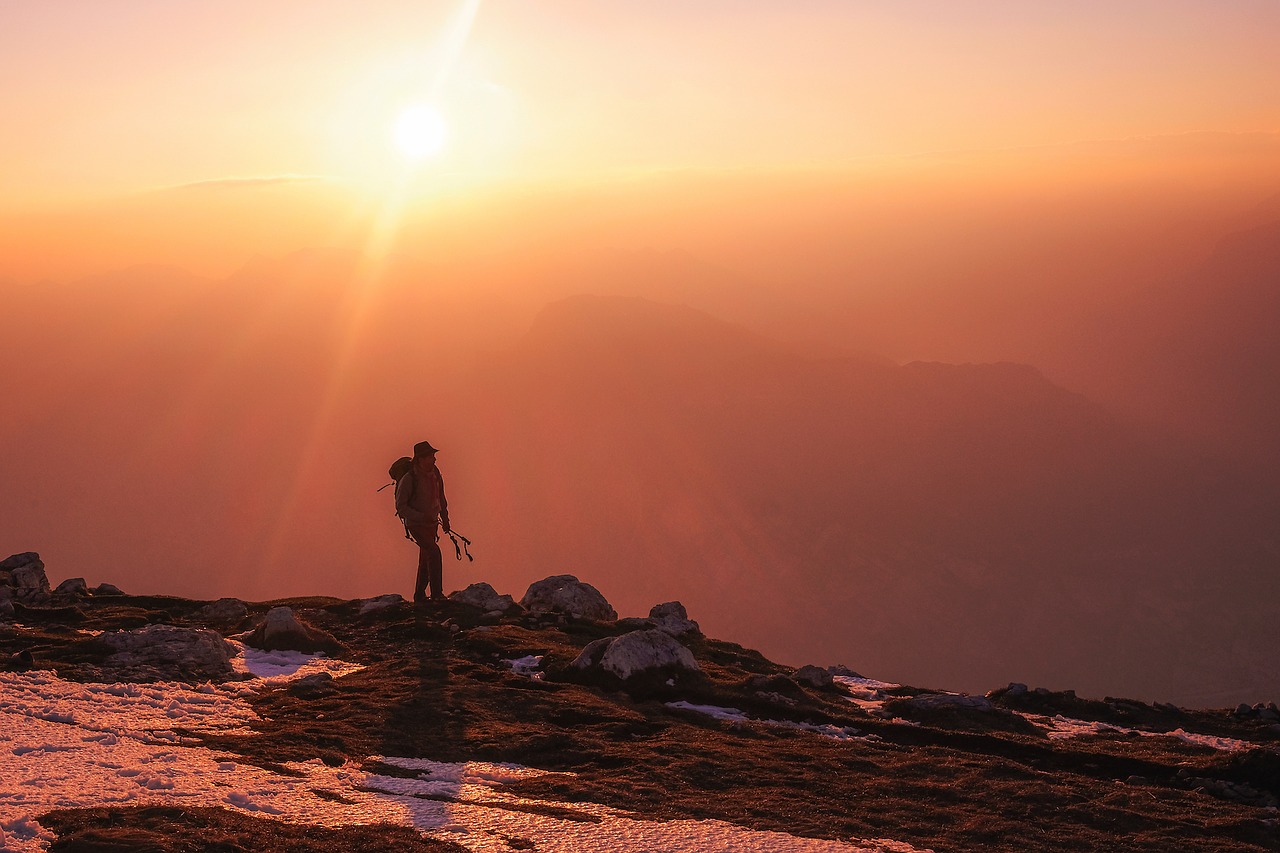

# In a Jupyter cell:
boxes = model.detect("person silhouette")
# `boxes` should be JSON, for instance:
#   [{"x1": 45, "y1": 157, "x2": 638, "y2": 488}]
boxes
[{"x1": 395, "y1": 441, "x2": 451, "y2": 603}]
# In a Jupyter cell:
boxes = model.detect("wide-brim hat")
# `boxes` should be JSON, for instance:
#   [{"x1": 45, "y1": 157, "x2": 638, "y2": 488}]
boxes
[{"x1": 413, "y1": 441, "x2": 440, "y2": 457}]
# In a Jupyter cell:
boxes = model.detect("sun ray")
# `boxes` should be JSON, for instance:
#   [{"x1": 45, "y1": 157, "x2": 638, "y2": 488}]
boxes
[{"x1": 257, "y1": 0, "x2": 486, "y2": 579}]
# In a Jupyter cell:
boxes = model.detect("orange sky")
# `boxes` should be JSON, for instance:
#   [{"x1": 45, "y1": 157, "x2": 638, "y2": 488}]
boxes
[{"x1": 2, "y1": 1, "x2": 1278, "y2": 210}]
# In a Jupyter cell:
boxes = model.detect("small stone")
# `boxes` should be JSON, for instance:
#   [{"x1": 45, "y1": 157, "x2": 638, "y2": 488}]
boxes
[
  {"x1": 55, "y1": 578, "x2": 89, "y2": 596},
  {"x1": 794, "y1": 664, "x2": 834, "y2": 689},
  {"x1": 648, "y1": 601, "x2": 700, "y2": 637},
  {"x1": 357, "y1": 594, "x2": 404, "y2": 615},
  {"x1": 197, "y1": 598, "x2": 249, "y2": 622},
  {"x1": 450, "y1": 583, "x2": 517, "y2": 613}
]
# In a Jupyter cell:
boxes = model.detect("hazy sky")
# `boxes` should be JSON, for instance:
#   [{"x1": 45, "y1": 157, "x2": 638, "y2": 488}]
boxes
[{"x1": 3, "y1": 0, "x2": 1277, "y2": 205}]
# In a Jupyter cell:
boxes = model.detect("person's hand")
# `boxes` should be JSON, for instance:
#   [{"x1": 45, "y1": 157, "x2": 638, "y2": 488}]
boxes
[{"x1": 441, "y1": 520, "x2": 451, "y2": 534}]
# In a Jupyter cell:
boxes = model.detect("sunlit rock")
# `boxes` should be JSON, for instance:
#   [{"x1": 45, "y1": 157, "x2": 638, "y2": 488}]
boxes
[
  {"x1": 521, "y1": 574, "x2": 616, "y2": 621},
  {"x1": 572, "y1": 628, "x2": 699, "y2": 681},
  {"x1": 99, "y1": 624, "x2": 236, "y2": 681},
  {"x1": 245, "y1": 606, "x2": 345, "y2": 656}
]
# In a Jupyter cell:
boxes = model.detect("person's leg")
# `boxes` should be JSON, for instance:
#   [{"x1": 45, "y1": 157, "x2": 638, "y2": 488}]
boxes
[
  {"x1": 410, "y1": 525, "x2": 436, "y2": 604},
  {"x1": 428, "y1": 539, "x2": 444, "y2": 600},
  {"x1": 413, "y1": 542, "x2": 431, "y2": 604}
]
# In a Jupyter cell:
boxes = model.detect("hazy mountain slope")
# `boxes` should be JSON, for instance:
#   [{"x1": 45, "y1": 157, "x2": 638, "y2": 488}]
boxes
[
  {"x1": 457, "y1": 295, "x2": 1279, "y2": 704},
  {"x1": 3, "y1": 262, "x2": 1276, "y2": 706}
]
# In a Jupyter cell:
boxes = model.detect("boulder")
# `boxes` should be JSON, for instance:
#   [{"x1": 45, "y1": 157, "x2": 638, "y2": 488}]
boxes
[
  {"x1": 521, "y1": 574, "x2": 617, "y2": 621},
  {"x1": 92, "y1": 583, "x2": 126, "y2": 596},
  {"x1": 794, "y1": 665, "x2": 834, "y2": 689},
  {"x1": 450, "y1": 582, "x2": 517, "y2": 613},
  {"x1": 572, "y1": 629, "x2": 699, "y2": 681},
  {"x1": 55, "y1": 577, "x2": 89, "y2": 596},
  {"x1": 99, "y1": 624, "x2": 236, "y2": 681},
  {"x1": 0, "y1": 552, "x2": 41, "y2": 571},
  {"x1": 648, "y1": 601, "x2": 700, "y2": 636},
  {"x1": 357, "y1": 594, "x2": 405, "y2": 615},
  {"x1": 10, "y1": 559, "x2": 51, "y2": 604},
  {"x1": 4, "y1": 650, "x2": 34, "y2": 672},
  {"x1": 244, "y1": 606, "x2": 345, "y2": 656},
  {"x1": 196, "y1": 597, "x2": 249, "y2": 623}
]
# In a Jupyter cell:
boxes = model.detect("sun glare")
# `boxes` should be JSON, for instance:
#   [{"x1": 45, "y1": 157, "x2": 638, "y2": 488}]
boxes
[{"x1": 394, "y1": 104, "x2": 448, "y2": 161}]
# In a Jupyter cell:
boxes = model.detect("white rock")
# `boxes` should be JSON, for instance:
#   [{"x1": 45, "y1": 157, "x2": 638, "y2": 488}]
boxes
[
  {"x1": 99, "y1": 624, "x2": 236, "y2": 680},
  {"x1": 521, "y1": 574, "x2": 617, "y2": 621},
  {"x1": 573, "y1": 629, "x2": 700, "y2": 681}
]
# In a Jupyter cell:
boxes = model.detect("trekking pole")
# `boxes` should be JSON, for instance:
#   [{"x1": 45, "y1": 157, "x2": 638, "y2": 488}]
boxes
[{"x1": 446, "y1": 530, "x2": 474, "y2": 561}]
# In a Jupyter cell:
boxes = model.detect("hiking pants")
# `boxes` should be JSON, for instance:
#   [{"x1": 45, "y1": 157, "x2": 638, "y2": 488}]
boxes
[{"x1": 409, "y1": 525, "x2": 443, "y2": 601}]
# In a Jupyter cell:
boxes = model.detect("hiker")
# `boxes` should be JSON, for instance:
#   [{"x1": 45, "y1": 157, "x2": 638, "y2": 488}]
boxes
[{"x1": 395, "y1": 440, "x2": 452, "y2": 603}]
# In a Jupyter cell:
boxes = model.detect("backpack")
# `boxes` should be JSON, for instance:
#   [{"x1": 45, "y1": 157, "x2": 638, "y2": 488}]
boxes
[{"x1": 378, "y1": 456, "x2": 414, "y2": 492}]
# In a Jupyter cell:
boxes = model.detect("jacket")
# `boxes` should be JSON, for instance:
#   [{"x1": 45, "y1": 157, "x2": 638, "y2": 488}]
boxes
[{"x1": 395, "y1": 465, "x2": 450, "y2": 530}]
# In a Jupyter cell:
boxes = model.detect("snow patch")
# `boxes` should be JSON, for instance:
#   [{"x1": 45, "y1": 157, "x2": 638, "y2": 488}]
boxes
[
  {"x1": 665, "y1": 701, "x2": 874, "y2": 742},
  {"x1": 1028, "y1": 714, "x2": 1254, "y2": 751},
  {"x1": 0, "y1": 668, "x2": 931, "y2": 853},
  {"x1": 503, "y1": 655, "x2": 544, "y2": 680},
  {"x1": 228, "y1": 640, "x2": 364, "y2": 681}
]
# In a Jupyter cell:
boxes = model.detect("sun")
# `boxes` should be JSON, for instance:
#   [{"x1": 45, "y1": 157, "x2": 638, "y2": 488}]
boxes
[{"x1": 393, "y1": 103, "x2": 448, "y2": 161}]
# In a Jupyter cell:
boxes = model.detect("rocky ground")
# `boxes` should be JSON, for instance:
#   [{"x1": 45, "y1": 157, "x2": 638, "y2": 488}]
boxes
[{"x1": 2, "y1": 552, "x2": 1280, "y2": 852}]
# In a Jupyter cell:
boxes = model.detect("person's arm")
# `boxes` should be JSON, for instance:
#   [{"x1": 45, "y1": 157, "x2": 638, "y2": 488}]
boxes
[
  {"x1": 437, "y1": 467, "x2": 451, "y2": 533},
  {"x1": 395, "y1": 472, "x2": 426, "y2": 525}
]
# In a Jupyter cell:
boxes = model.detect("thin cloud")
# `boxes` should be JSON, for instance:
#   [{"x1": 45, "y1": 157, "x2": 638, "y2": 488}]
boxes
[{"x1": 155, "y1": 174, "x2": 333, "y2": 193}]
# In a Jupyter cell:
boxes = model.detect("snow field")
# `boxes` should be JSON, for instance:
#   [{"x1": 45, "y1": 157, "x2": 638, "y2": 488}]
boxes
[{"x1": 0, "y1": 658, "x2": 932, "y2": 853}]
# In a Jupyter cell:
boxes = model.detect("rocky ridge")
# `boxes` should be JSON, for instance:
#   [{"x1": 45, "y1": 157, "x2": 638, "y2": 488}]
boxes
[{"x1": 2, "y1": 552, "x2": 1279, "y2": 852}]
